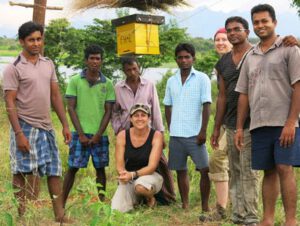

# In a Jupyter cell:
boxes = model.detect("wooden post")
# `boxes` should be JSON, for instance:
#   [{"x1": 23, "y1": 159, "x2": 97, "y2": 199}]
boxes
[
  {"x1": 9, "y1": 1, "x2": 63, "y2": 26},
  {"x1": 32, "y1": 0, "x2": 47, "y2": 25}
]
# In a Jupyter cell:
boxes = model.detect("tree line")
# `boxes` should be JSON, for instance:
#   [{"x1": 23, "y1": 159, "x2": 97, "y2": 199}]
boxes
[{"x1": 42, "y1": 17, "x2": 218, "y2": 91}]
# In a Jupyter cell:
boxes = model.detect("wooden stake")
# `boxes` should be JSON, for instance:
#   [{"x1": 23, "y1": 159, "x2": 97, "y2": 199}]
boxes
[
  {"x1": 9, "y1": 1, "x2": 63, "y2": 10},
  {"x1": 32, "y1": 0, "x2": 47, "y2": 25}
]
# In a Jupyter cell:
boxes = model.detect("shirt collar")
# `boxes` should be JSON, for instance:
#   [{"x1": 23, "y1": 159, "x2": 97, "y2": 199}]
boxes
[
  {"x1": 80, "y1": 68, "x2": 106, "y2": 84},
  {"x1": 120, "y1": 76, "x2": 146, "y2": 87},
  {"x1": 252, "y1": 35, "x2": 282, "y2": 55},
  {"x1": 175, "y1": 66, "x2": 196, "y2": 81},
  {"x1": 19, "y1": 53, "x2": 47, "y2": 64},
  {"x1": 140, "y1": 77, "x2": 147, "y2": 85}
]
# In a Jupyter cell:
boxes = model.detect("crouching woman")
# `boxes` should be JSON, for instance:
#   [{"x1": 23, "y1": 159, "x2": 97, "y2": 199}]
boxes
[{"x1": 112, "y1": 104, "x2": 163, "y2": 212}]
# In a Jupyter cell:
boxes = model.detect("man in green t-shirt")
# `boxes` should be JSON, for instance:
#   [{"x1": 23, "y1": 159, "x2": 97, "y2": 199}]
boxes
[{"x1": 63, "y1": 45, "x2": 115, "y2": 206}]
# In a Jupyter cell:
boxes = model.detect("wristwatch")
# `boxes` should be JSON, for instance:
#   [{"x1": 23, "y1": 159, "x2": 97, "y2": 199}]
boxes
[{"x1": 133, "y1": 171, "x2": 139, "y2": 180}]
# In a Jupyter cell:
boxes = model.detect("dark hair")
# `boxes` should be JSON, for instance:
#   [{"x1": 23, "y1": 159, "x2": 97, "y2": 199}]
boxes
[
  {"x1": 18, "y1": 21, "x2": 44, "y2": 40},
  {"x1": 225, "y1": 16, "x2": 249, "y2": 30},
  {"x1": 120, "y1": 56, "x2": 139, "y2": 68},
  {"x1": 175, "y1": 43, "x2": 195, "y2": 57},
  {"x1": 84, "y1": 44, "x2": 104, "y2": 60},
  {"x1": 251, "y1": 4, "x2": 276, "y2": 22}
]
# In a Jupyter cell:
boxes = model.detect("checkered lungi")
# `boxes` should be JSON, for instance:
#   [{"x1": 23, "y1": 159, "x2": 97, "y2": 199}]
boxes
[
  {"x1": 68, "y1": 132, "x2": 109, "y2": 169},
  {"x1": 10, "y1": 120, "x2": 62, "y2": 177}
]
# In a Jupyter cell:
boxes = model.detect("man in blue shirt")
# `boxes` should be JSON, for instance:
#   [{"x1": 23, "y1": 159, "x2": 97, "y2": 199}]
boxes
[{"x1": 164, "y1": 43, "x2": 212, "y2": 211}]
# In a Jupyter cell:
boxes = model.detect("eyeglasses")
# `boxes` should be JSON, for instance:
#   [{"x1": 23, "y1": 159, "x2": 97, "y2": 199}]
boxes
[
  {"x1": 226, "y1": 28, "x2": 248, "y2": 33},
  {"x1": 176, "y1": 55, "x2": 193, "y2": 60}
]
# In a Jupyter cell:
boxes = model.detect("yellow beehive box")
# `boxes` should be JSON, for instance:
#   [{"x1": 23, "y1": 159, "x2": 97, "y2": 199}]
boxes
[{"x1": 112, "y1": 14, "x2": 165, "y2": 56}]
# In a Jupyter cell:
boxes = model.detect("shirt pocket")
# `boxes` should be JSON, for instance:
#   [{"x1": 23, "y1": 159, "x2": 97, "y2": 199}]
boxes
[{"x1": 267, "y1": 61, "x2": 286, "y2": 80}]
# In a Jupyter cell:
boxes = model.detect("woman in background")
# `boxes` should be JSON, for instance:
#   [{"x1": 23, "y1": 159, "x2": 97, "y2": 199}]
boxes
[{"x1": 200, "y1": 28, "x2": 232, "y2": 221}]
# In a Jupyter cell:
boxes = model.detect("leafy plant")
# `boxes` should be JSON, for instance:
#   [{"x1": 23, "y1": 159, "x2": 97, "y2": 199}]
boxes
[
  {"x1": 62, "y1": 176, "x2": 135, "y2": 226},
  {"x1": 194, "y1": 49, "x2": 219, "y2": 77},
  {"x1": 0, "y1": 181, "x2": 18, "y2": 226}
]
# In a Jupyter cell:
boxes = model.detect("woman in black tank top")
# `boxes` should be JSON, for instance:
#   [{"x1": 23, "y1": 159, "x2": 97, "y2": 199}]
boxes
[
  {"x1": 124, "y1": 128, "x2": 155, "y2": 172},
  {"x1": 112, "y1": 104, "x2": 164, "y2": 212}
]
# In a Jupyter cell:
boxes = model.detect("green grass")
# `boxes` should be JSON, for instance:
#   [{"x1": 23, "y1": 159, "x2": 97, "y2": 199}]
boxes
[
  {"x1": 0, "y1": 95, "x2": 300, "y2": 226},
  {"x1": 0, "y1": 49, "x2": 19, "y2": 57},
  {"x1": 159, "y1": 62, "x2": 177, "y2": 68}
]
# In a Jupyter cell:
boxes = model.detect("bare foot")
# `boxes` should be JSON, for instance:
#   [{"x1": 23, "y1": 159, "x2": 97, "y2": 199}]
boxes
[
  {"x1": 258, "y1": 220, "x2": 273, "y2": 226},
  {"x1": 146, "y1": 197, "x2": 156, "y2": 208},
  {"x1": 284, "y1": 220, "x2": 297, "y2": 226},
  {"x1": 202, "y1": 206, "x2": 210, "y2": 212},
  {"x1": 17, "y1": 216, "x2": 26, "y2": 226},
  {"x1": 18, "y1": 204, "x2": 26, "y2": 217},
  {"x1": 55, "y1": 216, "x2": 74, "y2": 224},
  {"x1": 182, "y1": 203, "x2": 189, "y2": 209}
]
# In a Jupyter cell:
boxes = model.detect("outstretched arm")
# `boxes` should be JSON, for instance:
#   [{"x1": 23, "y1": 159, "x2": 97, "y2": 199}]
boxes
[{"x1": 282, "y1": 35, "x2": 300, "y2": 47}]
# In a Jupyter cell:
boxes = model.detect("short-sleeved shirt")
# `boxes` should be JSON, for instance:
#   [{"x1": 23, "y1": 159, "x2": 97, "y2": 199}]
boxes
[
  {"x1": 3, "y1": 53, "x2": 57, "y2": 130},
  {"x1": 163, "y1": 67, "x2": 212, "y2": 137},
  {"x1": 111, "y1": 77, "x2": 164, "y2": 134},
  {"x1": 65, "y1": 69, "x2": 115, "y2": 135},
  {"x1": 236, "y1": 36, "x2": 300, "y2": 130},
  {"x1": 216, "y1": 52, "x2": 250, "y2": 129}
]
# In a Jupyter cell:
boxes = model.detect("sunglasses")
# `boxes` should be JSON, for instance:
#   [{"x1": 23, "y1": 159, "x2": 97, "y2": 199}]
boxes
[{"x1": 130, "y1": 104, "x2": 150, "y2": 115}]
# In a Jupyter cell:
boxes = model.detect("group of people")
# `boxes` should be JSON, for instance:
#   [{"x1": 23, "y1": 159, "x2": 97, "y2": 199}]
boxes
[
  {"x1": 203, "y1": 4, "x2": 300, "y2": 226},
  {"x1": 2, "y1": 3, "x2": 300, "y2": 226}
]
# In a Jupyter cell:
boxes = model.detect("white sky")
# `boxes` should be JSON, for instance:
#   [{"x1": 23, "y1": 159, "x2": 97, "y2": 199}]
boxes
[
  {"x1": 184, "y1": 0, "x2": 297, "y2": 13},
  {"x1": 0, "y1": 0, "x2": 298, "y2": 36}
]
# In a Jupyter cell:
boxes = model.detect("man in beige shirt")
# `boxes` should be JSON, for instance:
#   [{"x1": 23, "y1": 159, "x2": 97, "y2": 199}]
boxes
[
  {"x1": 235, "y1": 4, "x2": 300, "y2": 226},
  {"x1": 3, "y1": 21, "x2": 71, "y2": 223}
]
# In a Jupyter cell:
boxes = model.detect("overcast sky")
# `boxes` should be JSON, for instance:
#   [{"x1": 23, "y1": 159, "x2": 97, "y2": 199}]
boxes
[
  {"x1": 0, "y1": 0, "x2": 299, "y2": 38},
  {"x1": 187, "y1": 0, "x2": 297, "y2": 12}
]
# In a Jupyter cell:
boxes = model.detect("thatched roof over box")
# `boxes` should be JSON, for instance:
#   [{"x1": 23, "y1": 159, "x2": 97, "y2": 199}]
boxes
[{"x1": 70, "y1": 0, "x2": 189, "y2": 12}]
